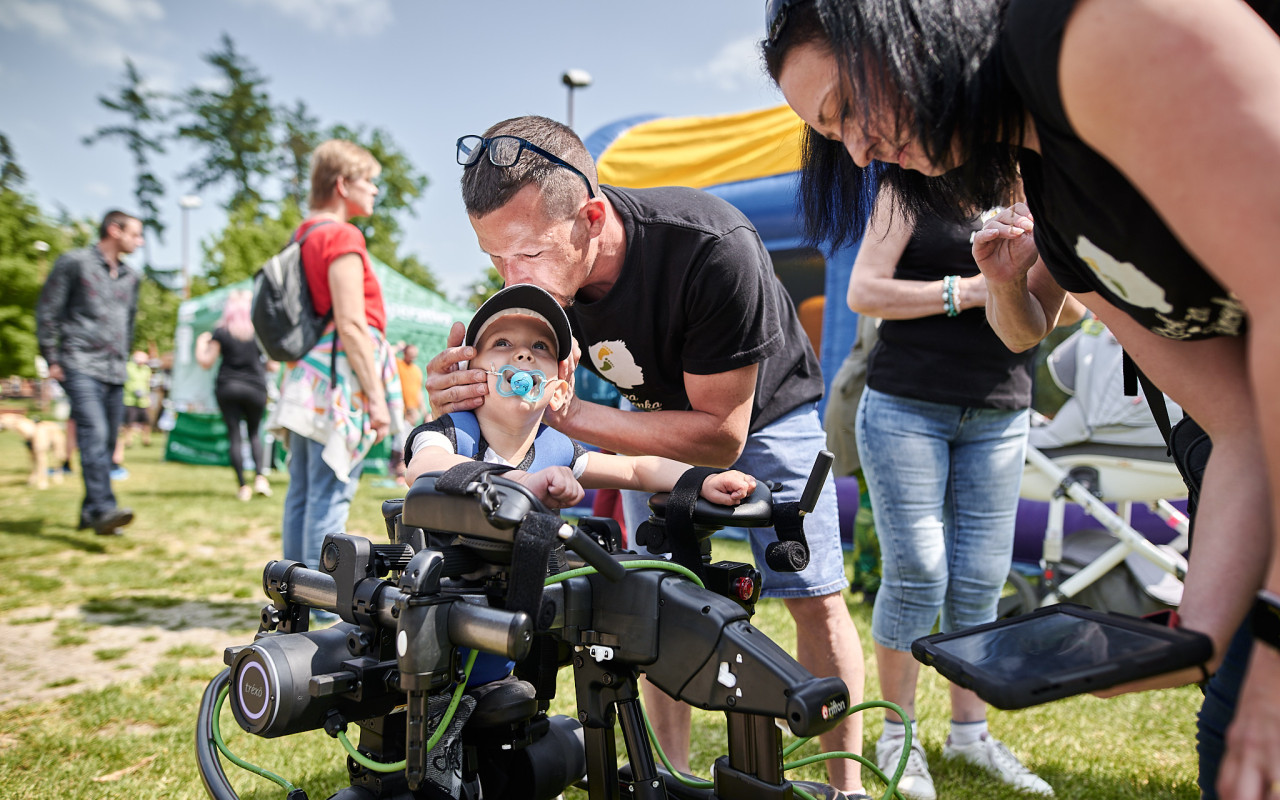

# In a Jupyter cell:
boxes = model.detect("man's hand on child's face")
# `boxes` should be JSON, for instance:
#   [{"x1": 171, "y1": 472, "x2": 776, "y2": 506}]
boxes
[
  {"x1": 700, "y1": 470, "x2": 757, "y2": 506},
  {"x1": 513, "y1": 466, "x2": 585, "y2": 510}
]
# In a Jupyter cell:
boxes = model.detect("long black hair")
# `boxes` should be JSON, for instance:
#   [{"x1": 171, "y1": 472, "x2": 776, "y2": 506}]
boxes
[{"x1": 763, "y1": 0, "x2": 1025, "y2": 248}]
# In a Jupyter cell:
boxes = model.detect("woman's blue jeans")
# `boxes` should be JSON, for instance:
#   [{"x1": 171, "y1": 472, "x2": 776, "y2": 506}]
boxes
[
  {"x1": 282, "y1": 435, "x2": 364, "y2": 570},
  {"x1": 856, "y1": 388, "x2": 1030, "y2": 651}
]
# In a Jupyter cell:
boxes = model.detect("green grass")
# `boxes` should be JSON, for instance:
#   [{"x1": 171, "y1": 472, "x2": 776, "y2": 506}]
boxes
[{"x1": 0, "y1": 435, "x2": 1202, "y2": 799}]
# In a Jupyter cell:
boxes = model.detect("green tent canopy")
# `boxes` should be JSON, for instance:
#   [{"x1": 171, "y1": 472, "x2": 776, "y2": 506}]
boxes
[{"x1": 165, "y1": 257, "x2": 472, "y2": 470}]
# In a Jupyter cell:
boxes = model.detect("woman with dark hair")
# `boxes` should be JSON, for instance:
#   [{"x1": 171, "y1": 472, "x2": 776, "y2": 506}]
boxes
[
  {"x1": 762, "y1": 1, "x2": 1280, "y2": 798},
  {"x1": 196, "y1": 289, "x2": 270, "y2": 501},
  {"x1": 840, "y1": 188, "x2": 1055, "y2": 799}
]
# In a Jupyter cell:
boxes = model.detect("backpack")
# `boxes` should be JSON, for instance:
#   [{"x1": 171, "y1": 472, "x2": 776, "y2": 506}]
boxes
[{"x1": 251, "y1": 220, "x2": 335, "y2": 362}]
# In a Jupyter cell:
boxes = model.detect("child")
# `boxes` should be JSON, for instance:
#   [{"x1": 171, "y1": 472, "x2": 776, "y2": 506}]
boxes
[{"x1": 405, "y1": 284, "x2": 756, "y2": 509}]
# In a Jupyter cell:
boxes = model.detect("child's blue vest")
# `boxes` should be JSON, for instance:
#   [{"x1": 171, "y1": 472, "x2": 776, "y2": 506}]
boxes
[{"x1": 447, "y1": 410, "x2": 576, "y2": 471}]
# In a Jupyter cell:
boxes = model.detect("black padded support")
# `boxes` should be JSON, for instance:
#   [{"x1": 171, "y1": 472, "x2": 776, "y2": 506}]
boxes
[{"x1": 433, "y1": 461, "x2": 514, "y2": 494}]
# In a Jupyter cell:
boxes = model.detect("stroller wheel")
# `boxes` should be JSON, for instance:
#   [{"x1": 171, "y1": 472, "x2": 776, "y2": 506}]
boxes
[{"x1": 998, "y1": 568, "x2": 1040, "y2": 619}]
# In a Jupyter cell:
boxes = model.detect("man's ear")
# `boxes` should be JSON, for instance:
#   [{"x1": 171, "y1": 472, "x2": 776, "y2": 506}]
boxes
[
  {"x1": 547, "y1": 377, "x2": 572, "y2": 412},
  {"x1": 583, "y1": 196, "x2": 607, "y2": 238},
  {"x1": 335, "y1": 175, "x2": 349, "y2": 198}
]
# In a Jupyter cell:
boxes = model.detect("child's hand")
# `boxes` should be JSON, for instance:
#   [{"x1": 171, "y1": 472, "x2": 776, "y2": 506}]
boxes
[
  {"x1": 700, "y1": 470, "x2": 757, "y2": 505},
  {"x1": 514, "y1": 466, "x2": 585, "y2": 510}
]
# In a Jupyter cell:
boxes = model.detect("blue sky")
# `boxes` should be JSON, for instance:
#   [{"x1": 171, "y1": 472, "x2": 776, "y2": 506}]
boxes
[{"x1": 0, "y1": 0, "x2": 786, "y2": 303}]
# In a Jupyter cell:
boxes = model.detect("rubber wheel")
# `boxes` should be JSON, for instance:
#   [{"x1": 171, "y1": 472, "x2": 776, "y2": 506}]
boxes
[{"x1": 997, "y1": 568, "x2": 1040, "y2": 619}]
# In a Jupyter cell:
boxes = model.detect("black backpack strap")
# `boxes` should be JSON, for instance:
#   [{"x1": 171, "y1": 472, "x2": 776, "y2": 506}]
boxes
[
  {"x1": 294, "y1": 219, "x2": 339, "y2": 380},
  {"x1": 1122, "y1": 350, "x2": 1174, "y2": 449}
]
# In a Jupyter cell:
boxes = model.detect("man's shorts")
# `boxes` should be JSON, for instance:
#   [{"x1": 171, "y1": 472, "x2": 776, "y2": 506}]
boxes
[{"x1": 621, "y1": 403, "x2": 848, "y2": 599}]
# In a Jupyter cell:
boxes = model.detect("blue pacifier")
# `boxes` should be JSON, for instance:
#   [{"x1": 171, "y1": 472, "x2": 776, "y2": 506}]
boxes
[{"x1": 487, "y1": 365, "x2": 550, "y2": 401}]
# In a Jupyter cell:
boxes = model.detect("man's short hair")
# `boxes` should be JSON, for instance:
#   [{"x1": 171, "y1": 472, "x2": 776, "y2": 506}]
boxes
[
  {"x1": 99, "y1": 210, "x2": 139, "y2": 240},
  {"x1": 308, "y1": 139, "x2": 381, "y2": 210},
  {"x1": 461, "y1": 116, "x2": 598, "y2": 221}
]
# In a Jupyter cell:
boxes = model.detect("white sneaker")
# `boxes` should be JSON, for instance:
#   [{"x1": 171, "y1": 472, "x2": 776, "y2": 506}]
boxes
[
  {"x1": 942, "y1": 734, "x2": 1054, "y2": 796},
  {"x1": 876, "y1": 735, "x2": 936, "y2": 800}
]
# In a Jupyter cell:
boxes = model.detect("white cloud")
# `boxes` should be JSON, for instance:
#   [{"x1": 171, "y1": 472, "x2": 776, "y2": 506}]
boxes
[
  {"x1": 85, "y1": 181, "x2": 112, "y2": 198},
  {"x1": 0, "y1": 0, "x2": 171, "y2": 70},
  {"x1": 691, "y1": 35, "x2": 767, "y2": 92},
  {"x1": 2, "y1": 2, "x2": 73, "y2": 38},
  {"x1": 77, "y1": 0, "x2": 164, "y2": 23},
  {"x1": 234, "y1": 0, "x2": 393, "y2": 37}
]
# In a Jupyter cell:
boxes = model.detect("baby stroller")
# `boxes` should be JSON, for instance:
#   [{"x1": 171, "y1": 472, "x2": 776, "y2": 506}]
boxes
[{"x1": 1001, "y1": 321, "x2": 1191, "y2": 618}]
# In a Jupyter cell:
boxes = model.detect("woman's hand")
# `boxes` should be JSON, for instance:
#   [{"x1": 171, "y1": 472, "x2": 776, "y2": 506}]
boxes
[
  {"x1": 367, "y1": 395, "x2": 390, "y2": 444},
  {"x1": 1219, "y1": 646, "x2": 1280, "y2": 800},
  {"x1": 972, "y1": 203, "x2": 1038, "y2": 286},
  {"x1": 700, "y1": 470, "x2": 757, "y2": 505}
]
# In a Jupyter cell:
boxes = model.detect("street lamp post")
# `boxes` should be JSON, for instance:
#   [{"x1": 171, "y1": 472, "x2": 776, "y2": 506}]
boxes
[
  {"x1": 561, "y1": 69, "x2": 593, "y2": 129},
  {"x1": 178, "y1": 195, "x2": 202, "y2": 300}
]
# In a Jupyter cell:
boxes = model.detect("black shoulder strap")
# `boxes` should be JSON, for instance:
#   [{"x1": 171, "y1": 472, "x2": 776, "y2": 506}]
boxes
[{"x1": 1121, "y1": 351, "x2": 1173, "y2": 449}]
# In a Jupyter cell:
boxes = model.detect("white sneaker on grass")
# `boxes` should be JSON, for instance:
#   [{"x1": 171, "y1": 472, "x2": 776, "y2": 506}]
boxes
[
  {"x1": 876, "y1": 735, "x2": 936, "y2": 800},
  {"x1": 942, "y1": 733, "x2": 1053, "y2": 795}
]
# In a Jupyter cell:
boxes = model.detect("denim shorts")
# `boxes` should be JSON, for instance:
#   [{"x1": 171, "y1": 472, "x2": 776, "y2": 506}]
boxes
[
  {"x1": 856, "y1": 388, "x2": 1029, "y2": 651},
  {"x1": 622, "y1": 403, "x2": 849, "y2": 599}
]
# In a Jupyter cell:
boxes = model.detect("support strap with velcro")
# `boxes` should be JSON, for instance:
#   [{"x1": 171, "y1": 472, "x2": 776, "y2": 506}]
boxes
[{"x1": 657, "y1": 466, "x2": 720, "y2": 583}]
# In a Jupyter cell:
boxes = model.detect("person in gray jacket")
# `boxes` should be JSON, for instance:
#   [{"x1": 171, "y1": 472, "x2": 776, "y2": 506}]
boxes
[{"x1": 36, "y1": 210, "x2": 143, "y2": 535}]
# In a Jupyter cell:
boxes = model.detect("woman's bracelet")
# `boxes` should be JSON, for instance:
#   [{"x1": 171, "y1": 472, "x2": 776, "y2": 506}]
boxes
[{"x1": 943, "y1": 275, "x2": 960, "y2": 317}]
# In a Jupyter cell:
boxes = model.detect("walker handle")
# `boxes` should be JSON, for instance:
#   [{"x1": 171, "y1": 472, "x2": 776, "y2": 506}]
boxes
[{"x1": 799, "y1": 450, "x2": 834, "y2": 515}]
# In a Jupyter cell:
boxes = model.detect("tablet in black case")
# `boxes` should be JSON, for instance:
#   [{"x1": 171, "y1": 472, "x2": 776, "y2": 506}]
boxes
[{"x1": 911, "y1": 604, "x2": 1213, "y2": 710}]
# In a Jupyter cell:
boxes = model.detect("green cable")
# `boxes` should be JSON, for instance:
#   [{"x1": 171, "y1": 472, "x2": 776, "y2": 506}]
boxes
[
  {"x1": 780, "y1": 699, "x2": 911, "y2": 800},
  {"x1": 211, "y1": 685, "x2": 299, "y2": 795},
  {"x1": 544, "y1": 559, "x2": 706, "y2": 588},
  {"x1": 335, "y1": 648, "x2": 480, "y2": 773}
]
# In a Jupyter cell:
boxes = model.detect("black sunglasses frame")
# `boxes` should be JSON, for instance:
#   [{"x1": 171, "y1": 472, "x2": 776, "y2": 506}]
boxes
[
  {"x1": 765, "y1": 0, "x2": 799, "y2": 45},
  {"x1": 456, "y1": 135, "x2": 596, "y2": 199}
]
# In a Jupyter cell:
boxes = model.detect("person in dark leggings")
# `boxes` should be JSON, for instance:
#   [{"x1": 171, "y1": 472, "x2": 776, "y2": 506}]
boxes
[{"x1": 195, "y1": 289, "x2": 271, "y2": 501}]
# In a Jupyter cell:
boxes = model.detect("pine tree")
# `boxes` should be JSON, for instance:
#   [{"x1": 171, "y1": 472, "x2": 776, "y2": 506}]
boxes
[
  {"x1": 177, "y1": 34, "x2": 275, "y2": 211},
  {"x1": 81, "y1": 59, "x2": 168, "y2": 265}
]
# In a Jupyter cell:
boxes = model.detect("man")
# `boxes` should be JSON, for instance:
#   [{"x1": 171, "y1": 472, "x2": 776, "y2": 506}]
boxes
[
  {"x1": 427, "y1": 116, "x2": 867, "y2": 796},
  {"x1": 391, "y1": 343, "x2": 426, "y2": 485},
  {"x1": 36, "y1": 210, "x2": 143, "y2": 535}
]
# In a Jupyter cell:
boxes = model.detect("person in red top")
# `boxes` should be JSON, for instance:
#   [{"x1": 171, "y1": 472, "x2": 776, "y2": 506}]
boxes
[{"x1": 270, "y1": 139, "x2": 403, "y2": 575}]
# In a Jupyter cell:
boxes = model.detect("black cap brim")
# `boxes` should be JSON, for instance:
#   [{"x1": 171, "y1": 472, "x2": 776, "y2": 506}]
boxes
[{"x1": 465, "y1": 283, "x2": 573, "y2": 362}]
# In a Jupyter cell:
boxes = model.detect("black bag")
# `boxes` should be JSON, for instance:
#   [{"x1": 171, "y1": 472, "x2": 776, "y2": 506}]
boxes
[{"x1": 251, "y1": 220, "x2": 334, "y2": 362}]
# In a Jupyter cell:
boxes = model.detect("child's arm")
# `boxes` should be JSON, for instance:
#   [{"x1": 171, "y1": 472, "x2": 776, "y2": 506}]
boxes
[
  {"x1": 581, "y1": 454, "x2": 756, "y2": 505},
  {"x1": 405, "y1": 445, "x2": 470, "y2": 485},
  {"x1": 406, "y1": 446, "x2": 585, "y2": 510}
]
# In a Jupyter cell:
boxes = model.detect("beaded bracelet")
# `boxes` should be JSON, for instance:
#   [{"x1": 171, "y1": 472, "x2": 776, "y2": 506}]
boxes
[{"x1": 943, "y1": 275, "x2": 960, "y2": 317}]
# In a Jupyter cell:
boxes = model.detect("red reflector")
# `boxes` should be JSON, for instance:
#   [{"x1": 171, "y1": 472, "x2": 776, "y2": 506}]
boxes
[
  {"x1": 1044, "y1": 569, "x2": 1054, "y2": 580},
  {"x1": 734, "y1": 577, "x2": 755, "y2": 600}
]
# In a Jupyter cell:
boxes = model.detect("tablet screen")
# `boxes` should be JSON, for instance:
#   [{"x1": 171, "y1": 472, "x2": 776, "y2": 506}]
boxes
[{"x1": 926, "y1": 612, "x2": 1174, "y2": 683}]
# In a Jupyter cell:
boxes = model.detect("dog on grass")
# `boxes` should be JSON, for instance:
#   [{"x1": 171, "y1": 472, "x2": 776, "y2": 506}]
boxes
[{"x1": 0, "y1": 412, "x2": 69, "y2": 490}]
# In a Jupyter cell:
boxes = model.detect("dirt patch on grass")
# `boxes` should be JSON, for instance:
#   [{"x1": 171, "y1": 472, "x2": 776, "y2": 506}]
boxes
[{"x1": 0, "y1": 599, "x2": 261, "y2": 712}]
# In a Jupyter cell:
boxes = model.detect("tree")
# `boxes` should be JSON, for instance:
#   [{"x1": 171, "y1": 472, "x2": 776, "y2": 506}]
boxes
[
  {"x1": 82, "y1": 59, "x2": 168, "y2": 263},
  {"x1": 278, "y1": 100, "x2": 321, "y2": 209},
  {"x1": 177, "y1": 34, "x2": 275, "y2": 211},
  {"x1": 0, "y1": 133, "x2": 26, "y2": 191},
  {"x1": 0, "y1": 143, "x2": 71, "y2": 377},
  {"x1": 198, "y1": 197, "x2": 304, "y2": 293},
  {"x1": 467, "y1": 267, "x2": 504, "y2": 309},
  {"x1": 131, "y1": 277, "x2": 181, "y2": 354},
  {"x1": 326, "y1": 124, "x2": 438, "y2": 292}
]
